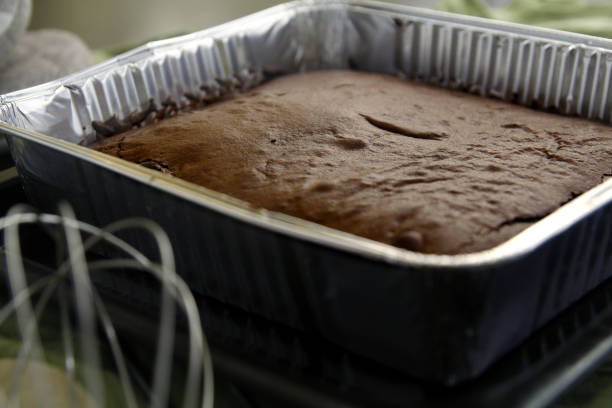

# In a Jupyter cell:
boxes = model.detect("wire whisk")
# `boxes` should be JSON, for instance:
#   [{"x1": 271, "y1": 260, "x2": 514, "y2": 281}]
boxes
[{"x1": 0, "y1": 202, "x2": 214, "y2": 408}]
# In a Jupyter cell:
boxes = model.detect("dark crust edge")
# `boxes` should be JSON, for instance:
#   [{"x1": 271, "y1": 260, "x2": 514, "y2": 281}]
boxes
[{"x1": 90, "y1": 67, "x2": 272, "y2": 142}]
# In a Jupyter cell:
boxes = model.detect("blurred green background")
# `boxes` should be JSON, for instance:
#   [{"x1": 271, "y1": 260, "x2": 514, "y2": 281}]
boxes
[{"x1": 28, "y1": 0, "x2": 437, "y2": 49}]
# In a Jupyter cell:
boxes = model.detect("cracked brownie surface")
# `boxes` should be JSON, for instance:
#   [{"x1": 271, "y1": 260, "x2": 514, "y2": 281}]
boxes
[{"x1": 92, "y1": 70, "x2": 612, "y2": 254}]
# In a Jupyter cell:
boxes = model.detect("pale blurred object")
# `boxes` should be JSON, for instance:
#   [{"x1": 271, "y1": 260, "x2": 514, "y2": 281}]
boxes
[
  {"x1": 0, "y1": 359, "x2": 95, "y2": 407},
  {"x1": 0, "y1": 29, "x2": 92, "y2": 94},
  {"x1": 0, "y1": 0, "x2": 31, "y2": 70},
  {"x1": 0, "y1": 0, "x2": 93, "y2": 94}
]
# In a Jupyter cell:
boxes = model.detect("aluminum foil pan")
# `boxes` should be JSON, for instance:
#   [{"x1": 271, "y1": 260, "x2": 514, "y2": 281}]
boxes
[{"x1": 2, "y1": 0, "x2": 612, "y2": 385}]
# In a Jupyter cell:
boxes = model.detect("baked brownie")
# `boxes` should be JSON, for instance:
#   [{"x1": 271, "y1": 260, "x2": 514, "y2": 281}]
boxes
[{"x1": 93, "y1": 70, "x2": 612, "y2": 254}]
